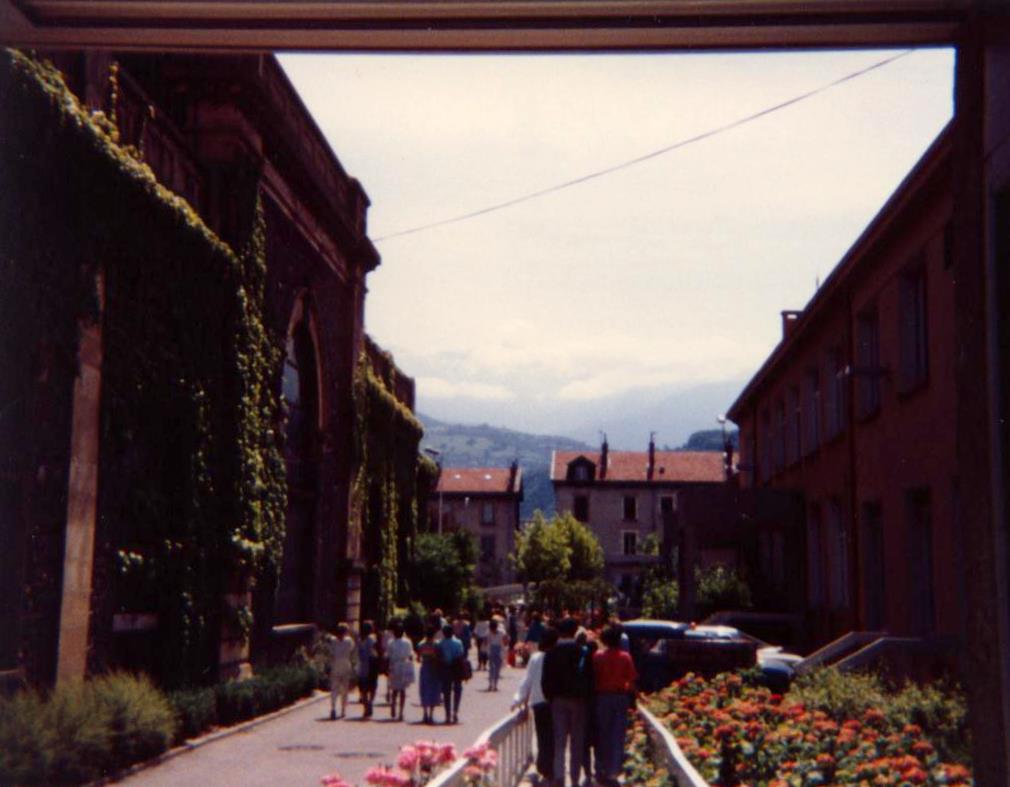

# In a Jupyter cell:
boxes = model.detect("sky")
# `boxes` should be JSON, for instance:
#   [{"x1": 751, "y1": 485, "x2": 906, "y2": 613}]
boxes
[{"x1": 279, "y1": 48, "x2": 954, "y2": 441}]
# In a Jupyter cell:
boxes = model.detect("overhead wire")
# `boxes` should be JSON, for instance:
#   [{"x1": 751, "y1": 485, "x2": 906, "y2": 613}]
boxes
[{"x1": 372, "y1": 49, "x2": 914, "y2": 244}]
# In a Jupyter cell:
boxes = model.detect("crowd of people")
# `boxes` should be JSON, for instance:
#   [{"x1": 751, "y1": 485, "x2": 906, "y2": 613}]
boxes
[{"x1": 322, "y1": 605, "x2": 636, "y2": 787}]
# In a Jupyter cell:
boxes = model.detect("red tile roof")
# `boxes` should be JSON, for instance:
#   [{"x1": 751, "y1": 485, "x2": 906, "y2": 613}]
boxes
[
  {"x1": 550, "y1": 450, "x2": 724, "y2": 484},
  {"x1": 436, "y1": 467, "x2": 521, "y2": 494}
]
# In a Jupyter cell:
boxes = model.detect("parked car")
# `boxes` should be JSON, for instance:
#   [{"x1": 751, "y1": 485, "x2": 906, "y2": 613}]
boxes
[{"x1": 620, "y1": 618, "x2": 798, "y2": 691}]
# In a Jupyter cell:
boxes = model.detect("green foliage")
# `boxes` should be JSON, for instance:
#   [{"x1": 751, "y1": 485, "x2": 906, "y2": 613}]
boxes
[
  {"x1": 167, "y1": 686, "x2": 217, "y2": 743},
  {"x1": 0, "y1": 673, "x2": 176, "y2": 784},
  {"x1": 89, "y1": 673, "x2": 177, "y2": 769},
  {"x1": 0, "y1": 49, "x2": 286, "y2": 687},
  {"x1": 513, "y1": 510, "x2": 604, "y2": 585},
  {"x1": 213, "y1": 664, "x2": 319, "y2": 727},
  {"x1": 791, "y1": 666, "x2": 888, "y2": 720},
  {"x1": 407, "y1": 532, "x2": 478, "y2": 612},
  {"x1": 352, "y1": 350, "x2": 425, "y2": 624},
  {"x1": 641, "y1": 576, "x2": 679, "y2": 620},
  {"x1": 793, "y1": 669, "x2": 970, "y2": 764},
  {"x1": 513, "y1": 511, "x2": 571, "y2": 583},
  {"x1": 514, "y1": 511, "x2": 608, "y2": 612},
  {"x1": 695, "y1": 564, "x2": 753, "y2": 618},
  {"x1": 886, "y1": 681, "x2": 970, "y2": 764}
]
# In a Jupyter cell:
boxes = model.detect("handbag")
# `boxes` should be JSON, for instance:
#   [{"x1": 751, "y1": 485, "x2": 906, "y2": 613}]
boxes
[{"x1": 453, "y1": 655, "x2": 473, "y2": 682}]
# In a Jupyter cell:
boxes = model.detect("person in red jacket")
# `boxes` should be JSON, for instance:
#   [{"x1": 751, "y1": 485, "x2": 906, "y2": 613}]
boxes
[{"x1": 591, "y1": 625, "x2": 637, "y2": 786}]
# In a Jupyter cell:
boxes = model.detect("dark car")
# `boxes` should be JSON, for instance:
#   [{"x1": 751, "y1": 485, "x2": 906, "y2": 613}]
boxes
[{"x1": 621, "y1": 619, "x2": 759, "y2": 692}]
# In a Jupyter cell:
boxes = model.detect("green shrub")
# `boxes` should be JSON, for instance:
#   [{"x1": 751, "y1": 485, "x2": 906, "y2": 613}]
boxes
[
  {"x1": 0, "y1": 690, "x2": 53, "y2": 785},
  {"x1": 214, "y1": 679, "x2": 260, "y2": 726},
  {"x1": 641, "y1": 575, "x2": 679, "y2": 620},
  {"x1": 790, "y1": 666, "x2": 888, "y2": 719},
  {"x1": 695, "y1": 564, "x2": 752, "y2": 618},
  {"x1": 92, "y1": 673, "x2": 176, "y2": 768},
  {"x1": 45, "y1": 680, "x2": 115, "y2": 783},
  {"x1": 888, "y1": 681, "x2": 970, "y2": 764},
  {"x1": 168, "y1": 687, "x2": 217, "y2": 743}
]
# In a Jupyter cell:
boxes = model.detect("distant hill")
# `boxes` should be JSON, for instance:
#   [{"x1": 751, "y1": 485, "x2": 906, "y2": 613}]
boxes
[
  {"x1": 417, "y1": 414, "x2": 591, "y2": 519},
  {"x1": 678, "y1": 429, "x2": 740, "y2": 452}
]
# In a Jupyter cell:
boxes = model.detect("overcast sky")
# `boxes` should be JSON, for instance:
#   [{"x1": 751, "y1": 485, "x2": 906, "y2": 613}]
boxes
[{"x1": 279, "y1": 48, "x2": 954, "y2": 433}]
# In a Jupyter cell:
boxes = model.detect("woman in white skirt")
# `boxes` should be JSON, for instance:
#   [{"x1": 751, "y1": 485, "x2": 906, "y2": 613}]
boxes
[{"x1": 385, "y1": 619, "x2": 415, "y2": 720}]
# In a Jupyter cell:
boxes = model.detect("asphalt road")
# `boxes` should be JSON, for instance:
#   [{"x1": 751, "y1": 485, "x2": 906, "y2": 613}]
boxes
[{"x1": 118, "y1": 664, "x2": 523, "y2": 787}]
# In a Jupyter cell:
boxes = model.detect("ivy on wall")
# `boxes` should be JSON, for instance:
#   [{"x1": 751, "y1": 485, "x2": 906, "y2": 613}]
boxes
[
  {"x1": 351, "y1": 351, "x2": 425, "y2": 625},
  {"x1": 0, "y1": 50, "x2": 286, "y2": 687}
]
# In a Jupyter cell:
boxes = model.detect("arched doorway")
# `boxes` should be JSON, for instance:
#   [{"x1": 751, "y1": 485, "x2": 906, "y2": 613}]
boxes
[{"x1": 274, "y1": 296, "x2": 320, "y2": 624}]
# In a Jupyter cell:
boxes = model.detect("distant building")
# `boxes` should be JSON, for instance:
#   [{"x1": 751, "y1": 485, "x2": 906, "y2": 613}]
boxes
[
  {"x1": 551, "y1": 439, "x2": 725, "y2": 603},
  {"x1": 727, "y1": 124, "x2": 959, "y2": 653},
  {"x1": 429, "y1": 464, "x2": 524, "y2": 586}
]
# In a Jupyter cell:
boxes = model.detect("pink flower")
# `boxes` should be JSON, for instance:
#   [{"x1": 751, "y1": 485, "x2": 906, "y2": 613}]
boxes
[
  {"x1": 320, "y1": 774, "x2": 351, "y2": 787},
  {"x1": 397, "y1": 745, "x2": 420, "y2": 772},
  {"x1": 464, "y1": 765, "x2": 484, "y2": 779},
  {"x1": 437, "y1": 742, "x2": 458, "y2": 765},
  {"x1": 364, "y1": 766, "x2": 409, "y2": 786}
]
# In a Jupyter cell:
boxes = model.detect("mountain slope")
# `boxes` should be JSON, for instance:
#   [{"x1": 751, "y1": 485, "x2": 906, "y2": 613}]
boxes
[{"x1": 417, "y1": 414, "x2": 591, "y2": 519}]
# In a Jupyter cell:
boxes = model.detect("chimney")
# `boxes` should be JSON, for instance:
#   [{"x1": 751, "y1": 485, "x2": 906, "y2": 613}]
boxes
[
  {"x1": 647, "y1": 432, "x2": 656, "y2": 480},
  {"x1": 508, "y1": 459, "x2": 519, "y2": 492},
  {"x1": 600, "y1": 434, "x2": 609, "y2": 480},
  {"x1": 781, "y1": 310, "x2": 802, "y2": 340}
]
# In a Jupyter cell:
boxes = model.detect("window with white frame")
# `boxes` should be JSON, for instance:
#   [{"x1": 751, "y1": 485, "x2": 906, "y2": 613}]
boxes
[
  {"x1": 623, "y1": 495, "x2": 637, "y2": 521},
  {"x1": 481, "y1": 502, "x2": 494, "y2": 525},
  {"x1": 622, "y1": 531, "x2": 638, "y2": 556}
]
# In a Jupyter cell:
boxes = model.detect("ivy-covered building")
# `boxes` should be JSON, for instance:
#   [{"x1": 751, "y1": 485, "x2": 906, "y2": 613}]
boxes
[{"x1": 0, "y1": 49, "x2": 425, "y2": 689}]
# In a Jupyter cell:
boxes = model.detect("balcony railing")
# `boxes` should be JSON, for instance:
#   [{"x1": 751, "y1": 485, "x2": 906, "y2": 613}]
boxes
[{"x1": 428, "y1": 707, "x2": 533, "y2": 787}]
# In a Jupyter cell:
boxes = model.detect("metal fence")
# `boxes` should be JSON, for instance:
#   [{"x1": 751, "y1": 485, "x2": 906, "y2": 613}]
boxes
[{"x1": 428, "y1": 707, "x2": 534, "y2": 787}]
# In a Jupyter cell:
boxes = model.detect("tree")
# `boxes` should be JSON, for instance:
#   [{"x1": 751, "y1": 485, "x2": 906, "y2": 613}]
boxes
[
  {"x1": 512, "y1": 511, "x2": 570, "y2": 584},
  {"x1": 512, "y1": 511, "x2": 608, "y2": 613},
  {"x1": 554, "y1": 512, "x2": 605, "y2": 581},
  {"x1": 695, "y1": 564, "x2": 753, "y2": 618},
  {"x1": 407, "y1": 531, "x2": 477, "y2": 611}
]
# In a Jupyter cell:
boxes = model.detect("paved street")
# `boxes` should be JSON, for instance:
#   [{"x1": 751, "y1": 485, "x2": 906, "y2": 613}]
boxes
[{"x1": 119, "y1": 665, "x2": 523, "y2": 787}]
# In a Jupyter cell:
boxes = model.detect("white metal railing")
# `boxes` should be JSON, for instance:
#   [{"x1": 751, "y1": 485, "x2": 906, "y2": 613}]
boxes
[
  {"x1": 637, "y1": 703, "x2": 709, "y2": 787},
  {"x1": 795, "y1": 630, "x2": 886, "y2": 674},
  {"x1": 428, "y1": 707, "x2": 534, "y2": 787}
]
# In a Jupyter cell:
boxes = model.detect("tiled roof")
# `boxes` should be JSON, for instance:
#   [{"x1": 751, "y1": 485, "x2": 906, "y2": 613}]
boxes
[
  {"x1": 550, "y1": 450, "x2": 724, "y2": 484},
  {"x1": 436, "y1": 467, "x2": 521, "y2": 494}
]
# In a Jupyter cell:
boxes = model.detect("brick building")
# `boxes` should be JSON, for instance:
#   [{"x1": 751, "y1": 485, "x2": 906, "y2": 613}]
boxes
[
  {"x1": 0, "y1": 51, "x2": 421, "y2": 688},
  {"x1": 428, "y1": 464, "x2": 523, "y2": 586},
  {"x1": 728, "y1": 124, "x2": 959, "y2": 651},
  {"x1": 551, "y1": 440, "x2": 725, "y2": 603}
]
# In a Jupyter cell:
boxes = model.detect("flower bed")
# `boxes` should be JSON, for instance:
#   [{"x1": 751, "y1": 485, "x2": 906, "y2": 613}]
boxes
[
  {"x1": 638, "y1": 670, "x2": 972, "y2": 786},
  {"x1": 322, "y1": 740, "x2": 497, "y2": 786}
]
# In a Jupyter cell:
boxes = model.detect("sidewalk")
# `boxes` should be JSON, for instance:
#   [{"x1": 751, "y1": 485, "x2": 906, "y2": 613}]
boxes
[{"x1": 118, "y1": 665, "x2": 522, "y2": 787}]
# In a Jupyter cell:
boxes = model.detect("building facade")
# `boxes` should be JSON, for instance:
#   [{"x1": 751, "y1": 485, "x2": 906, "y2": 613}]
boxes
[
  {"x1": 0, "y1": 50, "x2": 422, "y2": 688},
  {"x1": 728, "y1": 125, "x2": 959, "y2": 651},
  {"x1": 551, "y1": 441, "x2": 725, "y2": 602},
  {"x1": 428, "y1": 464, "x2": 523, "y2": 587}
]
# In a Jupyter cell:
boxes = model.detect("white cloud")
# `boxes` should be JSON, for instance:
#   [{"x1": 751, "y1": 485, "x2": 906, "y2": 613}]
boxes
[{"x1": 417, "y1": 376, "x2": 515, "y2": 401}]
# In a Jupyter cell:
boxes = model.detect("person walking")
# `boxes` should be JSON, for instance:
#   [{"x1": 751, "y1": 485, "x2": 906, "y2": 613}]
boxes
[
  {"x1": 474, "y1": 615, "x2": 490, "y2": 671},
  {"x1": 486, "y1": 618, "x2": 508, "y2": 691},
  {"x1": 326, "y1": 623, "x2": 358, "y2": 720},
  {"x1": 386, "y1": 619, "x2": 415, "y2": 721},
  {"x1": 437, "y1": 623, "x2": 465, "y2": 724},
  {"x1": 592, "y1": 625, "x2": 637, "y2": 786},
  {"x1": 416, "y1": 625, "x2": 442, "y2": 724},
  {"x1": 525, "y1": 611, "x2": 545, "y2": 656},
  {"x1": 356, "y1": 620, "x2": 379, "y2": 718},
  {"x1": 542, "y1": 617, "x2": 594, "y2": 787},
  {"x1": 512, "y1": 627, "x2": 558, "y2": 784}
]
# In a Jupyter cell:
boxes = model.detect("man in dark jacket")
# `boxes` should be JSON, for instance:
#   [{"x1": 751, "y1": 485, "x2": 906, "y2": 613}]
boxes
[{"x1": 541, "y1": 617, "x2": 593, "y2": 787}]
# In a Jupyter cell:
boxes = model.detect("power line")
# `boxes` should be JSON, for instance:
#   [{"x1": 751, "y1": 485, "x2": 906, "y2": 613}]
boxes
[{"x1": 373, "y1": 50, "x2": 913, "y2": 244}]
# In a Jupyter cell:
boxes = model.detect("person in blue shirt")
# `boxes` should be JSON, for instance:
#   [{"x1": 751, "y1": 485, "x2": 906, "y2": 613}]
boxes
[{"x1": 437, "y1": 624, "x2": 465, "y2": 724}]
